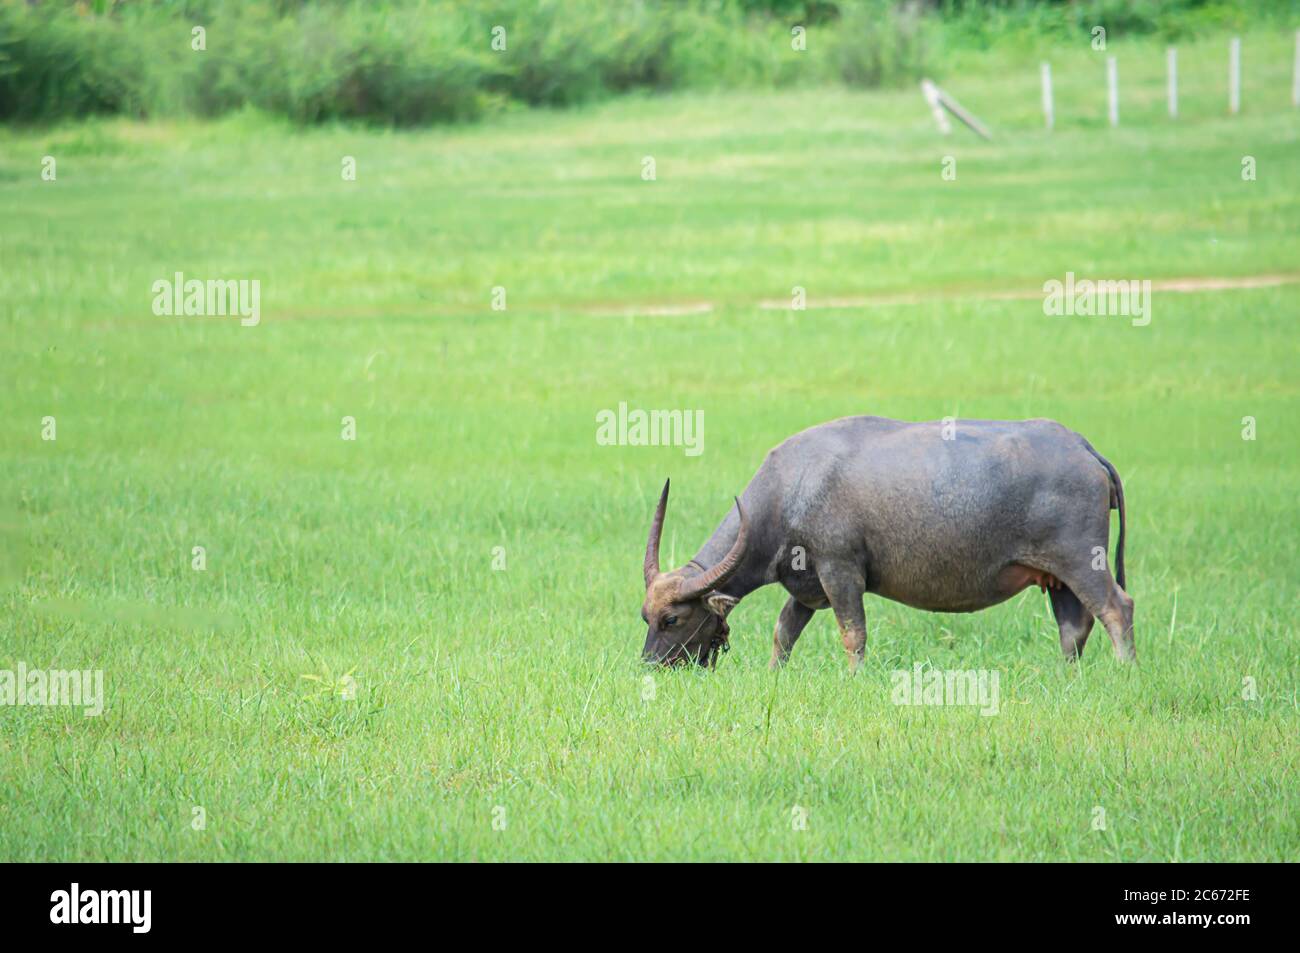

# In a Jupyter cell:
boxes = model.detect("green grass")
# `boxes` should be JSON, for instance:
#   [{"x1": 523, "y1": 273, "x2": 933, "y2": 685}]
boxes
[{"x1": 1, "y1": 28, "x2": 1297, "y2": 861}]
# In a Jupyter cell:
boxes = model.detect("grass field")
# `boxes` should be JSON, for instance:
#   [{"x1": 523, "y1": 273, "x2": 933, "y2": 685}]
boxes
[{"x1": 2, "y1": 27, "x2": 1298, "y2": 861}]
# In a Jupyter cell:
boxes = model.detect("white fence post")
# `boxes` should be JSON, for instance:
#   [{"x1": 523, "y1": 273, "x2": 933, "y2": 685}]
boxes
[
  {"x1": 920, "y1": 79, "x2": 951, "y2": 135},
  {"x1": 1229, "y1": 36, "x2": 1241, "y2": 114},
  {"x1": 1041, "y1": 62, "x2": 1054, "y2": 131},
  {"x1": 934, "y1": 85, "x2": 992, "y2": 140},
  {"x1": 1167, "y1": 47, "x2": 1178, "y2": 119},
  {"x1": 1292, "y1": 30, "x2": 1299, "y2": 107},
  {"x1": 1107, "y1": 57, "x2": 1119, "y2": 127}
]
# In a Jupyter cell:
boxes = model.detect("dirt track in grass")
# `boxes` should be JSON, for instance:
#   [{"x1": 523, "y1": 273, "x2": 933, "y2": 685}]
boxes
[{"x1": 578, "y1": 273, "x2": 1300, "y2": 317}]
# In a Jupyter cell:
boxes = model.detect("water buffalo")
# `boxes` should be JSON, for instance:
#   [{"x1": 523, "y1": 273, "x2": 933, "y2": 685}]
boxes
[{"x1": 640, "y1": 416, "x2": 1133, "y2": 669}]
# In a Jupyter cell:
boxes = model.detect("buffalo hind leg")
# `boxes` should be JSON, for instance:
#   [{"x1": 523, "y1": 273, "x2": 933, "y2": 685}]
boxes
[
  {"x1": 818, "y1": 563, "x2": 867, "y2": 672},
  {"x1": 1096, "y1": 583, "x2": 1136, "y2": 662},
  {"x1": 770, "y1": 597, "x2": 816, "y2": 669},
  {"x1": 1048, "y1": 585, "x2": 1094, "y2": 660},
  {"x1": 1057, "y1": 565, "x2": 1135, "y2": 662}
]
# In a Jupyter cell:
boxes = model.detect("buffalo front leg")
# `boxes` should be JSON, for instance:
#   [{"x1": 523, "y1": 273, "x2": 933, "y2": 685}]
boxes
[
  {"x1": 1048, "y1": 584, "x2": 1095, "y2": 660},
  {"x1": 817, "y1": 563, "x2": 868, "y2": 672},
  {"x1": 770, "y1": 597, "x2": 815, "y2": 669}
]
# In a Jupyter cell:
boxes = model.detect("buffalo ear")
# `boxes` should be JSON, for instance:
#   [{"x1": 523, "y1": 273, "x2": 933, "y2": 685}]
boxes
[{"x1": 705, "y1": 592, "x2": 739, "y2": 618}]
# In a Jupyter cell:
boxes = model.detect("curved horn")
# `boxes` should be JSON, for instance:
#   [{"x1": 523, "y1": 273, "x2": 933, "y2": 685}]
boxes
[
  {"x1": 678, "y1": 497, "x2": 748, "y2": 600},
  {"x1": 643, "y1": 479, "x2": 670, "y2": 588}
]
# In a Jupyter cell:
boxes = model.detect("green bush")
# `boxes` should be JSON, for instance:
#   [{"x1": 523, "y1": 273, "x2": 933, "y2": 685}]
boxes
[
  {"x1": 192, "y1": 7, "x2": 500, "y2": 124},
  {"x1": 833, "y1": 0, "x2": 932, "y2": 88},
  {"x1": 0, "y1": 6, "x2": 140, "y2": 120}
]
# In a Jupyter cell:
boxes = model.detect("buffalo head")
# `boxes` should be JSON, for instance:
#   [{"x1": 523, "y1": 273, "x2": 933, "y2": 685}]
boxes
[{"x1": 640, "y1": 479, "x2": 747, "y2": 667}]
